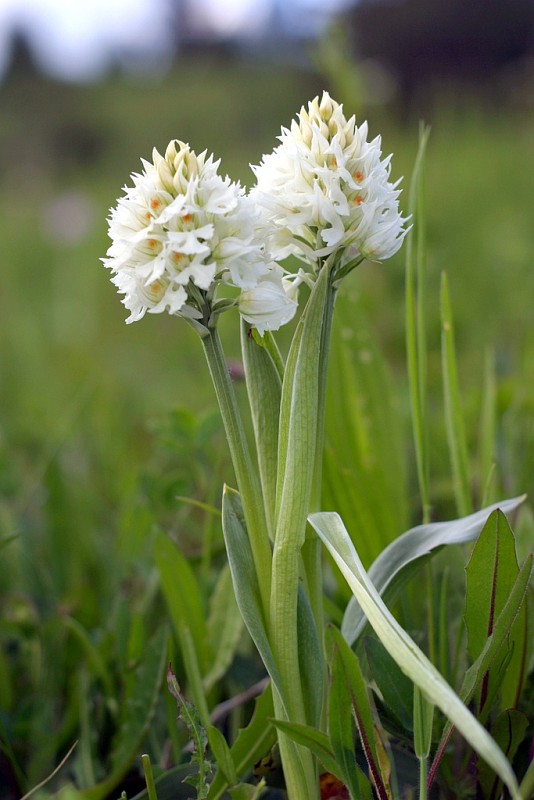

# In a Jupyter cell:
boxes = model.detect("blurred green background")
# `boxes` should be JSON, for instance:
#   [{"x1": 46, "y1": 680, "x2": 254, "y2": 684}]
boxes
[{"x1": 1, "y1": 0, "x2": 534, "y2": 795}]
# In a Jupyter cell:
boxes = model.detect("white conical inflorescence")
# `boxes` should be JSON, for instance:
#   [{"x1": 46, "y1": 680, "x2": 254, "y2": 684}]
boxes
[
  {"x1": 250, "y1": 92, "x2": 409, "y2": 268},
  {"x1": 104, "y1": 140, "x2": 277, "y2": 324}
]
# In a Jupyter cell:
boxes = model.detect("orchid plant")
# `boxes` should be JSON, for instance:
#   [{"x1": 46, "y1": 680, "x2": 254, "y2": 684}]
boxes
[{"x1": 104, "y1": 94, "x2": 533, "y2": 800}]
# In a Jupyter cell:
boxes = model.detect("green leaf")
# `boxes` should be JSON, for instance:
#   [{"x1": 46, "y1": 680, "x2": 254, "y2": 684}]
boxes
[
  {"x1": 341, "y1": 496, "x2": 525, "y2": 646},
  {"x1": 466, "y1": 510, "x2": 519, "y2": 660},
  {"x1": 207, "y1": 725, "x2": 237, "y2": 787},
  {"x1": 221, "y1": 487, "x2": 285, "y2": 709},
  {"x1": 297, "y1": 585, "x2": 325, "y2": 729},
  {"x1": 465, "y1": 509, "x2": 527, "y2": 713},
  {"x1": 328, "y1": 627, "x2": 391, "y2": 800},
  {"x1": 365, "y1": 637, "x2": 414, "y2": 734},
  {"x1": 81, "y1": 627, "x2": 168, "y2": 800},
  {"x1": 155, "y1": 533, "x2": 211, "y2": 726},
  {"x1": 328, "y1": 635, "x2": 363, "y2": 800},
  {"x1": 241, "y1": 319, "x2": 282, "y2": 538},
  {"x1": 206, "y1": 682, "x2": 276, "y2": 800},
  {"x1": 477, "y1": 710, "x2": 528, "y2": 800},
  {"x1": 269, "y1": 719, "x2": 340, "y2": 779},
  {"x1": 204, "y1": 565, "x2": 244, "y2": 693},
  {"x1": 462, "y1": 555, "x2": 532, "y2": 707},
  {"x1": 155, "y1": 533, "x2": 209, "y2": 674},
  {"x1": 275, "y1": 263, "x2": 329, "y2": 542},
  {"x1": 431, "y1": 553, "x2": 533, "y2": 772},
  {"x1": 309, "y1": 510, "x2": 522, "y2": 800}
]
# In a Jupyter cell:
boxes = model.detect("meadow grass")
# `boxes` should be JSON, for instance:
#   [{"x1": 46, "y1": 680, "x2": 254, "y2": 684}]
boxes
[{"x1": 0, "y1": 58, "x2": 533, "y2": 796}]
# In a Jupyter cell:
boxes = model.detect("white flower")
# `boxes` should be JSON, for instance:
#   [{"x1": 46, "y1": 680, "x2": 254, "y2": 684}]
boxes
[
  {"x1": 250, "y1": 92, "x2": 409, "y2": 268},
  {"x1": 239, "y1": 267, "x2": 298, "y2": 335},
  {"x1": 103, "y1": 140, "x2": 269, "y2": 323}
]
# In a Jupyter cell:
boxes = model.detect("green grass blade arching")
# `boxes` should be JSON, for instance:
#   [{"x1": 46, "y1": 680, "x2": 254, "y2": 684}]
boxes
[
  {"x1": 341, "y1": 495, "x2": 525, "y2": 646},
  {"x1": 309, "y1": 510, "x2": 522, "y2": 800}
]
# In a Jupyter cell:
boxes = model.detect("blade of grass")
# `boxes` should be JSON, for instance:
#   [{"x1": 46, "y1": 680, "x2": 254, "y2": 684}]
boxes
[
  {"x1": 441, "y1": 271, "x2": 472, "y2": 516},
  {"x1": 405, "y1": 124, "x2": 431, "y2": 523}
]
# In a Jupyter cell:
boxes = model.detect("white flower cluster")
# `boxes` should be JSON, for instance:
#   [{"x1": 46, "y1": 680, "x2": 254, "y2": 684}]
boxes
[
  {"x1": 104, "y1": 96, "x2": 409, "y2": 333},
  {"x1": 103, "y1": 140, "x2": 295, "y2": 331},
  {"x1": 250, "y1": 92, "x2": 409, "y2": 267}
]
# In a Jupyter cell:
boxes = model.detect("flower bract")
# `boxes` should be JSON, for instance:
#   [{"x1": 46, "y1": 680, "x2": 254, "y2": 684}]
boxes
[{"x1": 238, "y1": 266, "x2": 298, "y2": 334}]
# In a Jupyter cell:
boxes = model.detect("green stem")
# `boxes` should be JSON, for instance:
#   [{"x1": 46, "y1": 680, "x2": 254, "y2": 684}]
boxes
[
  {"x1": 201, "y1": 327, "x2": 272, "y2": 616},
  {"x1": 141, "y1": 754, "x2": 158, "y2": 800},
  {"x1": 419, "y1": 756, "x2": 428, "y2": 800}
]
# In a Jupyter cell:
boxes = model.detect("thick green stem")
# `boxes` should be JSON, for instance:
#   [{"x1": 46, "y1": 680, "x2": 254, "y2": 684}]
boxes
[
  {"x1": 272, "y1": 686, "x2": 317, "y2": 800},
  {"x1": 201, "y1": 327, "x2": 272, "y2": 616},
  {"x1": 419, "y1": 757, "x2": 428, "y2": 800}
]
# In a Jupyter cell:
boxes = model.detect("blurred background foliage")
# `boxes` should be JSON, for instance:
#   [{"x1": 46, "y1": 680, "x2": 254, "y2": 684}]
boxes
[{"x1": 1, "y1": 0, "x2": 534, "y2": 796}]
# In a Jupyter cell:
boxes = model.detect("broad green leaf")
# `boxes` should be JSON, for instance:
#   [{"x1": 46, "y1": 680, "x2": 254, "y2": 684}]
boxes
[
  {"x1": 465, "y1": 509, "x2": 526, "y2": 713},
  {"x1": 441, "y1": 271, "x2": 472, "y2": 517},
  {"x1": 309, "y1": 511, "x2": 522, "y2": 800},
  {"x1": 207, "y1": 725, "x2": 237, "y2": 787},
  {"x1": 477, "y1": 710, "x2": 528, "y2": 800},
  {"x1": 204, "y1": 565, "x2": 244, "y2": 693},
  {"x1": 155, "y1": 533, "x2": 209, "y2": 673},
  {"x1": 275, "y1": 263, "x2": 329, "y2": 543},
  {"x1": 501, "y1": 595, "x2": 531, "y2": 710},
  {"x1": 342, "y1": 496, "x2": 525, "y2": 646},
  {"x1": 297, "y1": 585, "x2": 325, "y2": 728},
  {"x1": 206, "y1": 683, "x2": 276, "y2": 800},
  {"x1": 221, "y1": 487, "x2": 285, "y2": 709},
  {"x1": 466, "y1": 510, "x2": 519, "y2": 660},
  {"x1": 365, "y1": 637, "x2": 414, "y2": 734},
  {"x1": 430, "y1": 553, "x2": 533, "y2": 777},
  {"x1": 460, "y1": 555, "x2": 532, "y2": 707},
  {"x1": 81, "y1": 627, "x2": 168, "y2": 800},
  {"x1": 241, "y1": 319, "x2": 282, "y2": 538},
  {"x1": 328, "y1": 626, "x2": 391, "y2": 800},
  {"x1": 329, "y1": 634, "x2": 363, "y2": 800}
]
